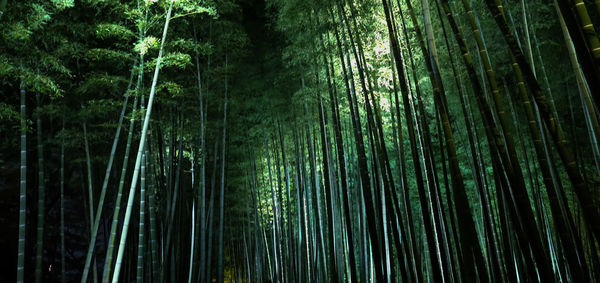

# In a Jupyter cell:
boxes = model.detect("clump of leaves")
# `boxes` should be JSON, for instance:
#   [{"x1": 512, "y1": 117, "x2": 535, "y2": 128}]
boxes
[
  {"x1": 39, "y1": 53, "x2": 71, "y2": 76},
  {"x1": 28, "y1": 4, "x2": 52, "y2": 31},
  {"x1": 170, "y1": 38, "x2": 212, "y2": 55},
  {"x1": 20, "y1": 69, "x2": 62, "y2": 97},
  {"x1": 77, "y1": 73, "x2": 127, "y2": 96},
  {"x1": 172, "y1": 0, "x2": 217, "y2": 19},
  {"x1": 86, "y1": 48, "x2": 133, "y2": 68},
  {"x1": 5, "y1": 23, "x2": 32, "y2": 42},
  {"x1": 145, "y1": 52, "x2": 191, "y2": 72},
  {"x1": 51, "y1": 0, "x2": 74, "y2": 10},
  {"x1": 134, "y1": 36, "x2": 159, "y2": 55},
  {"x1": 157, "y1": 81, "x2": 183, "y2": 98},
  {"x1": 0, "y1": 102, "x2": 19, "y2": 124},
  {"x1": 0, "y1": 56, "x2": 14, "y2": 76},
  {"x1": 96, "y1": 24, "x2": 135, "y2": 41}
]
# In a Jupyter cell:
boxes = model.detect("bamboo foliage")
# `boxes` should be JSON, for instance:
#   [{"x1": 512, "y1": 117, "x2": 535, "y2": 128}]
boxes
[{"x1": 4, "y1": 0, "x2": 600, "y2": 282}]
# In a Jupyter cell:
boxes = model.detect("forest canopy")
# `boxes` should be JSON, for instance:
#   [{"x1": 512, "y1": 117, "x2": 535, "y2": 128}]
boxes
[{"x1": 1, "y1": 0, "x2": 600, "y2": 282}]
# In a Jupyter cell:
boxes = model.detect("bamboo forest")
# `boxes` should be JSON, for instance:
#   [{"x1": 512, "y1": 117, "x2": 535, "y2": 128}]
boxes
[{"x1": 3, "y1": 0, "x2": 600, "y2": 282}]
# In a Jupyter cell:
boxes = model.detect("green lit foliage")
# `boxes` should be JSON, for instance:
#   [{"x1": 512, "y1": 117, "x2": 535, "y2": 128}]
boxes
[
  {"x1": 157, "y1": 81, "x2": 184, "y2": 98},
  {"x1": 145, "y1": 52, "x2": 191, "y2": 71},
  {"x1": 76, "y1": 73, "x2": 128, "y2": 96},
  {"x1": 172, "y1": 0, "x2": 217, "y2": 19},
  {"x1": 87, "y1": 48, "x2": 133, "y2": 67},
  {"x1": 51, "y1": 0, "x2": 74, "y2": 10},
  {"x1": 134, "y1": 36, "x2": 160, "y2": 55},
  {"x1": 96, "y1": 23, "x2": 136, "y2": 41}
]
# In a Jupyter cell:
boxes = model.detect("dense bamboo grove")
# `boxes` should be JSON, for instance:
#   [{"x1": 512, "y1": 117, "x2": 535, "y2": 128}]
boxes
[{"x1": 2, "y1": 0, "x2": 600, "y2": 281}]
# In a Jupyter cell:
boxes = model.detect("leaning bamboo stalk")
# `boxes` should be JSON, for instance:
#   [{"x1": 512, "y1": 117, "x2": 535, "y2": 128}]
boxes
[
  {"x1": 486, "y1": 0, "x2": 600, "y2": 245},
  {"x1": 556, "y1": 2, "x2": 600, "y2": 176},
  {"x1": 81, "y1": 65, "x2": 136, "y2": 283},
  {"x1": 111, "y1": 2, "x2": 173, "y2": 281},
  {"x1": 101, "y1": 93, "x2": 139, "y2": 282}
]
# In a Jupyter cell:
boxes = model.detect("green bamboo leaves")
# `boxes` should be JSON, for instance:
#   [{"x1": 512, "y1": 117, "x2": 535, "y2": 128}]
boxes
[{"x1": 6, "y1": 0, "x2": 600, "y2": 282}]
